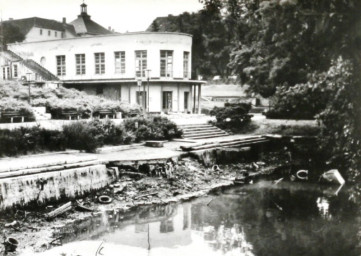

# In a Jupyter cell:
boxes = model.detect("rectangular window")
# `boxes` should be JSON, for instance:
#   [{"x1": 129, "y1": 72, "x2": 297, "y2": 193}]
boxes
[
  {"x1": 2, "y1": 67, "x2": 6, "y2": 79},
  {"x1": 40, "y1": 29, "x2": 43, "y2": 35},
  {"x1": 183, "y1": 52, "x2": 189, "y2": 78},
  {"x1": 48, "y1": 30, "x2": 51, "y2": 36},
  {"x1": 95, "y1": 53, "x2": 105, "y2": 74},
  {"x1": 135, "y1": 50, "x2": 147, "y2": 77},
  {"x1": 56, "y1": 55, "x2": 66, "y2": 76},
  {"x1": 61, "y1": 32, "x2": 64, "y2": 38},
  {"x1": 13, "y1": 65, "x2": 18, "y2": 78},
  {"x1": 114, "y1": 51, "x2": 126, "y2": 74},
  {"x1": 160, "y1": 50, "x2": 173, "y2": 77},
  {"x1": 55, "y1": 31, "x2": 57, "y2": 37},
  {"x1": 75, "y1": 54, "x2": 86, "y2": 75}
]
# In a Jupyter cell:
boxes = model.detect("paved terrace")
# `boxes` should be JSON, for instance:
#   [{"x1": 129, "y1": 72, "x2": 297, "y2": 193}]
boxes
[{"x1": 0, "y1": 134, "x2": 254, "y2": 174}]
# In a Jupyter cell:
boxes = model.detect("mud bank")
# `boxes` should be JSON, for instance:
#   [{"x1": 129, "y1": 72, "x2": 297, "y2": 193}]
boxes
[{"x1": 0, "y1": 151, "x2": 283, "y2": 255}]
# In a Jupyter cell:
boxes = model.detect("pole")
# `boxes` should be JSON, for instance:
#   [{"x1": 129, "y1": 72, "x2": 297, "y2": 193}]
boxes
[
  {"x1": 146, "y1": 69, "x2": 151, "y2": 114},
  {"x1": 143, "y1": 76, "x2": 146, "y2": 115},
  {"x1": 27, "y1": 73, "x2": 31, "y2": 105}
]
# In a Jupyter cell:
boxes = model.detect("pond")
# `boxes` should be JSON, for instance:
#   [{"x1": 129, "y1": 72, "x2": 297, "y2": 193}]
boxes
[{"x1": 30, "y1": 180, "x2": 360, "y2": 256}]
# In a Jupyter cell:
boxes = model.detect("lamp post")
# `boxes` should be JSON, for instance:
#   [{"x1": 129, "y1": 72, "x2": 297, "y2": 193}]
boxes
[
  {"x1": 26, "y1": 73, "x2": 31, "y2": 105},
  {"x1": 146, "y1": 69, "x2": 151, "y2": 114},
  {"x1": 137, "y1": 79, "x2": 142, "y2": 112}
]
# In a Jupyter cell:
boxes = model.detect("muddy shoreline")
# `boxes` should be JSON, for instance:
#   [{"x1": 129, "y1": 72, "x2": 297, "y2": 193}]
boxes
[{"x1": 0, "y1": 155, "x2": 280, "y2": 255}]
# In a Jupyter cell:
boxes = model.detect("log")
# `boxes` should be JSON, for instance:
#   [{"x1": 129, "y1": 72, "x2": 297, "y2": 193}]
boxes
[{"x1": 45, "y1": 202, "x2": 72, "y2": 219}]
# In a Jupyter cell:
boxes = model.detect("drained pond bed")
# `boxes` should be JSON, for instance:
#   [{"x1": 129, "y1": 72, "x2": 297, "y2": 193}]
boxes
[
  {"x1": 16, "y1": 180, "x2": 361, "y2": 256},
  {"x1": 0, "y1": 147, "x2": 355, "y2": 256}
]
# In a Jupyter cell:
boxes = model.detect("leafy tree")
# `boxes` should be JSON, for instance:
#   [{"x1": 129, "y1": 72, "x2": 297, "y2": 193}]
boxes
[
  {"x1": 201, "y1": 0, "x2": 361, "y2": 178},
  {"x1": 148, "y1": 9, "x2": 232, "y2": 80},
  {"x1": 0, "y1": 23, "x2": 25, "y2": 46},
  {"x1": 151, "y1": 20, "x2": 160, "y2": 32}
]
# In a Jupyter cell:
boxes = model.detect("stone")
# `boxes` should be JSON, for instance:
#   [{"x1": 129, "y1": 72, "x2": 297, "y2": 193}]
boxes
[{"x1": 145, "y1": 141, "x2": 164, "y2": 147}]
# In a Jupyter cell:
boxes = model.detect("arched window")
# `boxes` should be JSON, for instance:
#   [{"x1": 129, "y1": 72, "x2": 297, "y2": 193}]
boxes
[{"x1": 40, "y1": 57, "x2": 46, "y2": 66}]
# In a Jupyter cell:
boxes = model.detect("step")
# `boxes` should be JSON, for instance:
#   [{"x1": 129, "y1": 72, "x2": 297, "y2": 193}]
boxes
[
  {"x1": 183, "y1": 128, "x2": 224, "y2": 134},
  {"x1": 184, "y1": 134, "x2": 228, "y2": 140},
  {"x1": 182, "y1": 126, "x2": 222, "y2": 132},
  {"x1": 178, "y1": 124, "x2": 213, "y2": 129},
  {"x1": 183, "y1": 131, "x2": 227, "y2": 137}
]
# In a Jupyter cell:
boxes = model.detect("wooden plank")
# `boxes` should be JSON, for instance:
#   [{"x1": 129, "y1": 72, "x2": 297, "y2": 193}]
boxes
[{"x1": 45, "y1": 202, "x2": 72, "y2": 219}]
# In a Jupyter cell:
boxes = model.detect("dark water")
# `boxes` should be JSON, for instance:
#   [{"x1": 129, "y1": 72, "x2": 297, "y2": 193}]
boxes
[{"x1": 33, "y1": 181, "x2": 361, "y2": 256}]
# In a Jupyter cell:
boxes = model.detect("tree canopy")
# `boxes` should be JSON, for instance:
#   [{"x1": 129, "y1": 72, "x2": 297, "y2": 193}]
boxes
[
  {"x1": 200, "y1": 0, "x2": 361, "y2": 179},
  {"x1": 0, "y1": 23, "x2": 25, "y2": 47}
]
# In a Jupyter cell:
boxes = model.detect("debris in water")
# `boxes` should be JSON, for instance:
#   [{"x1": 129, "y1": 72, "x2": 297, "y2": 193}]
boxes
[
  {"x1": 4, "y1": 237, "x2": 19, "y2": 252},
  {"x1": 296, "y1": 170, "x2": 308, "y2": 180},
  {"x1": 321, "y1": 169, "x2": 345, "y2": 185},
  {"x1": 273, "y1": 178, "x2": 283, "y2": 185},
  {"x1": 5, "y1": 221, "x2": 18, "y2": 229},
  {"x1": 45, "y1": 202, "x2": 72, "y2": 219},
  {"x1": 98, "y1": 195, "x2": 113, "y2": 204}
]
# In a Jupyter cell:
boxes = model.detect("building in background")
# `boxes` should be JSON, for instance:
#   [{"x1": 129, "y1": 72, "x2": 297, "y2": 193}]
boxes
[{"x1": 0, "y1": 3, "x2": 204, "y2": 114}]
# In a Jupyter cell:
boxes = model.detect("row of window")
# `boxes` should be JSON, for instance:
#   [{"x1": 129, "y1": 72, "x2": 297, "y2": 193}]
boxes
[
  {"x1": 39, "y1": 29, "x2": 63, "y2": 38},
  {"x1": 56, "y1": 50, "x2": 190, "y2": 78},
  {"x1": 2, "y1": 65, "x2": 18, "y2": 80}
]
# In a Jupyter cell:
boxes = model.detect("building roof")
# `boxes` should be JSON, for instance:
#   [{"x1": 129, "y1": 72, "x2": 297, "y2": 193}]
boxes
[
  {"x1": 70, "y1": 15, "x2": 112, "y2": 35},
  {"x1": 69, "y1": 3, "x2": 112, "y2": 35},
  {"x1": 3, "y1": 17, "x2": 65, "y2": 36}
]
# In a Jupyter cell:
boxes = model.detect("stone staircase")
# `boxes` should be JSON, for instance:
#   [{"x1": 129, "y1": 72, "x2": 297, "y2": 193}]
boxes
[
  {"x1": 179, "y1": 123, "x2": 228, "y2": 140},
  {"x1": 31, "y1": 107, "x2": 52, "y2": 121}
]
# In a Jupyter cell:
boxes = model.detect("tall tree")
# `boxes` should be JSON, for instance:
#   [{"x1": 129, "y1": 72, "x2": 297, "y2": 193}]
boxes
[
  {"x1": 201, "y1": 0, "x2": 361, "y2": 178},
  {"x1": 0, "y1": 23, "x2": 25, "y2": 47}
]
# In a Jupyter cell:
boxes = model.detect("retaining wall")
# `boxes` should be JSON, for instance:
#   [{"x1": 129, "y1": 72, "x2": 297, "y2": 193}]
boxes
[{"x1": 0, "y1": 164, "x2": 117, "y2": 210}]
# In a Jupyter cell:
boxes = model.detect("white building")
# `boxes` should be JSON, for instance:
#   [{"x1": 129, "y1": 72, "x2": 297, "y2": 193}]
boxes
[{"x1": 0, "y1": 3, "x2": 204, "y2": 114}]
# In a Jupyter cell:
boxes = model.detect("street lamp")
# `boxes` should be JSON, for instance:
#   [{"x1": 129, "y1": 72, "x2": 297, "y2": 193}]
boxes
[
  {"x1": 137, "y1": 79, "x2": 142, "y2": 112},
  {"x1": 146, "y1": 69, "x2": 151, "y2": 114},
  {"x1": 26, "y1": 73, "x2": 32, "y2": 105}
]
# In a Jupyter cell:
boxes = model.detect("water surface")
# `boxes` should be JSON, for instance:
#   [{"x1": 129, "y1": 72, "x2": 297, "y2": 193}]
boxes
[{"x1": 32, "y1": 180, "x2": 360, "y2": 256}]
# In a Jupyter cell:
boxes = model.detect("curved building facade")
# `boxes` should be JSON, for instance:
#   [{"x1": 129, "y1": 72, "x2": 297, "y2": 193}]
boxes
[{"x1": 1, "y1": 4, "x2": 204, "y2": 114}]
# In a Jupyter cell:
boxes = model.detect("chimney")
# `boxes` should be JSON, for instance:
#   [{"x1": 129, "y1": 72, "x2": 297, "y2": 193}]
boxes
[
  {"x1": 108, "y1": 26, "x2": 111, "y2": 31},
  {"x1": 62, "y1": 17, "x2": 66, "y2": 24},
  {"x1": 9, "y1": 18, "x2": 13, "y2": 21}
]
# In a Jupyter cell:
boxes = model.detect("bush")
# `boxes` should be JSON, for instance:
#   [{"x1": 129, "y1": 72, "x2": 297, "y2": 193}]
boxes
[
  {"x1": 0, "y1": 127, "x2": 65, "y2": 156},
  {"x1": 0, "y1": 98, "x2": 35, "y2": 123},
  {"x1": 124, "y1": 116, "x2": 182, "y2": 142},
  {"x1": 63, "y1": 121, "x2": 105, "y2": 152},
  {"x1": 265, "y1": 73, "x2": 332, "y2": 120},
  {"x1": 210, "y1": 103, "x2": 252, "y2": 132},
  {"x1": 0, "y1": 81, "x2": 141, "y2": 119}
]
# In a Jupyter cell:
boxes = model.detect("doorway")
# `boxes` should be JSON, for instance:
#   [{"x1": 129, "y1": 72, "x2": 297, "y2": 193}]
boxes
[
  {"x1": 162, "y1": 91, "x2": 172, "y2": 112},
  {"x1": 184, "y1": 91, "x2": 189, "y2": 112}
]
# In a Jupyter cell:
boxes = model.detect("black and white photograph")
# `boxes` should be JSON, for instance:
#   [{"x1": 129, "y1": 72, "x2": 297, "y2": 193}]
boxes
[{"x1": 0, "y1": 0, "x2": 360, "y2": 255}]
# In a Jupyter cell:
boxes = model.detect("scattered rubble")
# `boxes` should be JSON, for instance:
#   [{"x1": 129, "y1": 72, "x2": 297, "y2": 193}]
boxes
[{"x1": 0, "y1": 156, "x2": 279, "y2": 255}]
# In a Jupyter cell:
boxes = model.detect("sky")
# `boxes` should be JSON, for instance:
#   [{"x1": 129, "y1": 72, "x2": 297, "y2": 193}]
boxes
[{"x1": 0, "y1": 0, "x2": 204, "y2": 32}]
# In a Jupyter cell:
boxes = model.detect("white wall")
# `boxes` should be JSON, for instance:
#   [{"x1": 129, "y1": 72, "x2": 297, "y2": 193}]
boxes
[
  {"x1": 25, "y1": 27, "x2": 64, "y2": 42},
  {"x1": 9, "y1": 32, "x2": 192, "y2": 81}
]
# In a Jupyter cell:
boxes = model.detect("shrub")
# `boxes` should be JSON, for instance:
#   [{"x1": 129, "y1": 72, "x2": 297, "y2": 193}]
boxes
[
  {"x1": 0, "y1": 81, "x2": 141, "y2": 119},
  {"x1": 0, "y1": 127, "x2": 65, "y2": 156},
  {"x1": 210, "y1": 103, "x2": 252, "y2": 132},
  {"x1": 265, "y1": 73, "x2": 332, "y2": 120},
  {"x1": 62, "y1": 121, "x2": 105, "y2": 152},
  {"x1": 0, "y1": 98, "x2": 35, "y2": 123},
  {"x1": 124, "y1": 116, "x2": 182, "y2": 142}
]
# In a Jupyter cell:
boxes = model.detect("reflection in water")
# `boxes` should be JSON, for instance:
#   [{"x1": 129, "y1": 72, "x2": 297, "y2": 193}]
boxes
[
  {"x1": 316, "y1": 197, "x2": 331, "y2": 220},
  {"x1": 29, "y1": 181, "x2": 361, "y2": 256}
]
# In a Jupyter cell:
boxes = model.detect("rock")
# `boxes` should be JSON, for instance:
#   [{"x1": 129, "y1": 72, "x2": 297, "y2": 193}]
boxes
[{"x1": 145, "y1": 141, "x2": 164, "y2": 147}]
